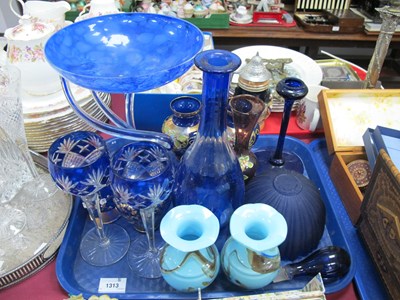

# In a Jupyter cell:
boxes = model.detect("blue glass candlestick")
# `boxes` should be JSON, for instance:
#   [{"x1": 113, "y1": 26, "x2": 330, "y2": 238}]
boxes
[
  {"x1": 270, "y1": 78, "x2": 308, "y2": 168},
  {"x1": 255, "y1": 77, "x2": 308, "y2": 174}
]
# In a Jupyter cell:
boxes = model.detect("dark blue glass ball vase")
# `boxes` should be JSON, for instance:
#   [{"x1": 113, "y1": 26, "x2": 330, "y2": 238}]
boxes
[{"x1": 245, "y1": 168, "x2": 326, "y2": 260}]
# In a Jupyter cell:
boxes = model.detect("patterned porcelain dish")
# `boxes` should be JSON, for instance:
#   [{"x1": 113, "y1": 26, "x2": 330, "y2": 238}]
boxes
[{"x1": 22, "y1": 83, "x2": 91, "y2": 116}]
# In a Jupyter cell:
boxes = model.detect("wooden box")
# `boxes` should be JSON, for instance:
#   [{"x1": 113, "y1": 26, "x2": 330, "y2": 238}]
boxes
[
  {"x1": 329, "y1": 151, "x2": 366, "y2": 224},
  {"x1": 357, "y1": 149, "x2": 400, "y2": 300},
  {"x1": 293, "y1": 0, "x2": 363, "y2": 33},
  {"x1": 294, "y1": 9, "x2": 364, "y2": 33},
  {"x1": 318, "y1": 89, "x2": 400, "y2": 224}
]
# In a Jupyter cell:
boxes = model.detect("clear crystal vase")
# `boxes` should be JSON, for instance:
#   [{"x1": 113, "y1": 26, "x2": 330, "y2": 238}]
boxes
[{"x1": 173, "y1": 50, "x2": 245, "y2": 228}]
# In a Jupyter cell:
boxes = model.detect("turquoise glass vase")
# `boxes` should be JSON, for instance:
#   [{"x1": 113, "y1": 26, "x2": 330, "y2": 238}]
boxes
[
  {"x1": 173, "y1": 50, "x2": 245, "y2": 228},
  {"x1": 221, "y1": 203, "x2": 288, "y2": 289},
  {"x1": 159, "y1": 205, "x2": 220, "y2": 292}
]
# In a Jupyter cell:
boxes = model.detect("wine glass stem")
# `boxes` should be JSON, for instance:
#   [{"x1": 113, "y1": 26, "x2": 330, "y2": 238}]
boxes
[
  {"x1": 82, "y1": 194, "x2": 110, "y2": 247},
  {"x1": 140, "y1": 206, "x2": 157, "y2": 253},
  {"x1": 17, "y1": 142, "x2": 40, "y2": 178}
]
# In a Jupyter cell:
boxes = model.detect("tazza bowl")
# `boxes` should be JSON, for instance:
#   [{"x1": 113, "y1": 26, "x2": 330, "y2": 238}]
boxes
[{"x1": 44, "y1": 13, "x2": 204, "y2": 93}]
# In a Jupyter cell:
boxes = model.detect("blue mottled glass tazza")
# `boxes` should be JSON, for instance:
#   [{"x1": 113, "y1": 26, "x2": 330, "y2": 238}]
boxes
[
  {"x1": 44, "y1": 13, "x2": 204, "y2": 150},
  {"x1": 44, "y1": 13, "x2": 204, "y2": 93}
]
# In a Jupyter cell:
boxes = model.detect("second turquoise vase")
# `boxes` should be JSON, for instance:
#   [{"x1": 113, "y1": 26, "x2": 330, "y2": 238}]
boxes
[
  {"x1": 173, "y1": 50, "x2": 245, "y2": 228},
  {"x1": 221, "y1": 203, "x2": 288, "y2": 289}
]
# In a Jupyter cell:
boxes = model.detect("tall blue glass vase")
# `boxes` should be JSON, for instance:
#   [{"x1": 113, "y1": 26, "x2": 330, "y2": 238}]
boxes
[{"x1": 174, "y1": 50, "x2": 244, "y2": 228}]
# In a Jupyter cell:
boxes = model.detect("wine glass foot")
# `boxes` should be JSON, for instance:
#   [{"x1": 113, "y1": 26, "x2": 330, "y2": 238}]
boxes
[
  {"x1": 14, "y1": 186, "x2": 52, "y2": 230},
  {"x1": 0, "y1": 206, "x2": 26, "y2": 241},
  {"x1": 80, "y1": 224, "x2": 130, "y2": 267},
  {"x1": 21, "y1": 173, "x2": 58, "y2": 201},
  {"x1": 127, "y1": 235, "x2": 164, "y2": 279},
  {"x1": 255, "y1": 148, "x2": 305, "y2": 174}
]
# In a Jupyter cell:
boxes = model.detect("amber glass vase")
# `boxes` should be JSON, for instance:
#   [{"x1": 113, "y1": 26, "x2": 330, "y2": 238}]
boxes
[{"x1": 230, "y1": 94, "x2": 265, "y2": 181}]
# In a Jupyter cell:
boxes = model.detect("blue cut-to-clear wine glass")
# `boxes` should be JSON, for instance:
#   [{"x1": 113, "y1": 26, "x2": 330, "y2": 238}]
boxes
[
  {"x1": 48, "y1": 131, "x2": 130, "y2": 266},
  {"x1": 110, "y1": 141, "x2": 175, "y2": 278}
]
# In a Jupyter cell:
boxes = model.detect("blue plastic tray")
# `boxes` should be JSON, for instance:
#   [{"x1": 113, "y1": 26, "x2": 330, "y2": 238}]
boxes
[
  {"x1": 308, "y1": 139, "x2": 389, "y2": 300},
  {"x1": 56, "y1": 135, "x2": 363, "y2": 299}
]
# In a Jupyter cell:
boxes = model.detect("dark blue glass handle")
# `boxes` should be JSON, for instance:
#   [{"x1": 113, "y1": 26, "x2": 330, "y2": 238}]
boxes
[{"x1": 285, "y1": 246, "x2": 351, "y2": 283}]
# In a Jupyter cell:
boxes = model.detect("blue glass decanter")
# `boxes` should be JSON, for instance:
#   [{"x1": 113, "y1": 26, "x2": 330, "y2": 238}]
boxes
[{"x1": 174, "y1": 50, "x2": 245, "y2": 228}]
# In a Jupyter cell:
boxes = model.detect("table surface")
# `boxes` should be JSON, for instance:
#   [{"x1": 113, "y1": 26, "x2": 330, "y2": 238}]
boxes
[
  {"x1": 209, "y1": 25, "x2": 400, "y2": 42},
  {"x1": 207, "y1": 23, "x2": 400, "y2": 60}
]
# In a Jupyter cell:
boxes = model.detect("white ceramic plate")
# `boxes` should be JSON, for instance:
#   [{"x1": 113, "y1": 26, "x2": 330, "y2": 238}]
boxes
[
  {"x1": 24, "y1": 94, "x2": 111, "y2": 152},
  {"x1": 21, "y1": 83, "x2": 92, "y2": 115},
  {"x1": 231, "y1": 45, "x2": 323, "y2": 86}
]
